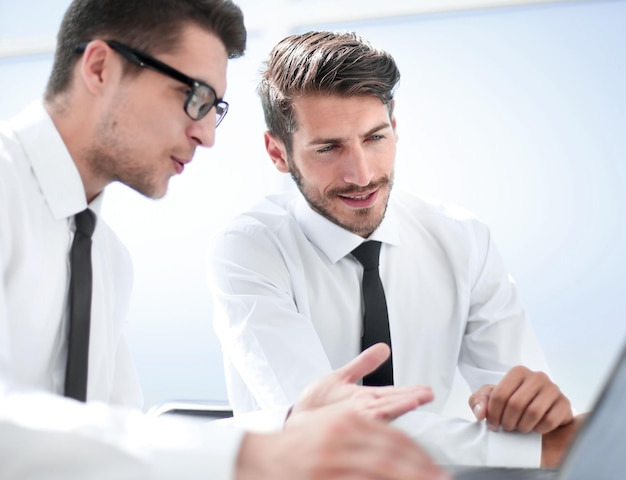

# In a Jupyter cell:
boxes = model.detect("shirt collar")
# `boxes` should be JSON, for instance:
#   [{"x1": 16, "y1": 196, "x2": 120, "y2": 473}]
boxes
[
  {"x1": 294, "y1": 191, "x2": 400, "y2": 264},
  {"x1": 10, "y1": 101, "x2": 102, "y2": 220}
]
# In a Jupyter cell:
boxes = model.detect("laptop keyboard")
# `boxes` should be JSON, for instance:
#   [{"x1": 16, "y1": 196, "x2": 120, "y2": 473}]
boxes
[{"x1": 447, "y1": 465, "x2": 559, "y2": 480}]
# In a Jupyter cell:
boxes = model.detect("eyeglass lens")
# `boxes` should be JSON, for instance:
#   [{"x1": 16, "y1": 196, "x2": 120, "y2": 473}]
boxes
[{"x1": 186, "y1": 83, "x2": 228, "y2": 125}]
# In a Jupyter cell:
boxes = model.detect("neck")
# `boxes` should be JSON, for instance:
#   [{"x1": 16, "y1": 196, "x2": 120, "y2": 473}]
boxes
[{"x1": 44, "y1": 98, "x2": 105, "y2": 203}]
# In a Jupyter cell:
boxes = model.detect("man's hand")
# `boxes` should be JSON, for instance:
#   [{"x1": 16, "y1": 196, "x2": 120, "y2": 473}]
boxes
[
  {"x1": 468, "y1": 365, "x2": 573, "y2": 434},
  {"x1": 236, "y1": 405, "x2": 450, "y2": 480},
  {"x1": 290, "y1": 343, "x2": 434, "y2": 423}
]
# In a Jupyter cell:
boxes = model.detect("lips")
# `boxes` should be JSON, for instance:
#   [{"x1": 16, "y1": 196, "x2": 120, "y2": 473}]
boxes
[
  {"x1": 171, "y1": 156, "x2": 191, "y2": 175},
  {"x1": 338, "y1": 189, "x2": 379, "y2": 208}
]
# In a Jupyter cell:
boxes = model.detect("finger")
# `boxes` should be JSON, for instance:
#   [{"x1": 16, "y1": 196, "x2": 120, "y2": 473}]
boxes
[
  {"x1": 367, "y1": 397, "x2": 421, "y2": 422},
  {"x1": 529, "y1": 394, "x2": 573, "y2": 434},
  {"x1": 498, "y1": 371, "x2": 558, "y2": 432},
  {"x1": 354, "y1": 384, "x2": 432, "y2": 400},
  {"x1": 468, "y1": 385, "x2": 494, "y2": 421},
  {"x1": 513, "y1": 378, "x2": 561, "y2": 433},
  {"x1": 360, "y1": 387, "x2": 434, "y2": 421},
  {"x1": 486, "y1": 367, "x2": 528, "y2": 429},
  {"x1": 500, "y1": 382, "x2": 543, "y2": 432},
  {"x1": 516, "y1": 397, "x2": 552, "y2": 434},
  {"x1": 336, "y1": 343, "x2": 391, "y2": 384}
]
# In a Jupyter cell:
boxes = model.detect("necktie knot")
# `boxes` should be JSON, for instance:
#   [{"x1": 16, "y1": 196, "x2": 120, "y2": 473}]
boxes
[
  {"x1": 351, "y1": 241, "x2": 382, "y2": 271},
  {"x1": 75, "y1": 209, "x2": 96, "y2": 237}
]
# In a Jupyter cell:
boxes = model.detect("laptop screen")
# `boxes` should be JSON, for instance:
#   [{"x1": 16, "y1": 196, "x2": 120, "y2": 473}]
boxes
[{"x1": 557, "y1": 341, "x2": 626, "y2": 479}]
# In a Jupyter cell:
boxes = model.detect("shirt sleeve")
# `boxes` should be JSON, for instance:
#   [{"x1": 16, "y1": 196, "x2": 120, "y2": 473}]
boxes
[
  {"x1": 0, "y1": 384, "x2": 244, "y2": 479},
  {"x1": 392, "y1": 411, "x2": 541, "y2": 467},
  {"x1": 107, "y1": 335, "x2": 144, "y2": 407},
  {"x1": 0, "y1": 269, "x2": 244, "y2": 478},
  {"x1": 459, "y1": 219, "x2": 550, "y2": 391},
  {"x1": 209, "y1": 223, "x2": 334, "y2": 414}
]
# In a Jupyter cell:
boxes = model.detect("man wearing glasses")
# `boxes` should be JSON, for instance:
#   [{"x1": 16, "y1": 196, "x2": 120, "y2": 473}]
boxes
[{"x1": 0, "y1": 1, "x2": 447, "y2": 479}]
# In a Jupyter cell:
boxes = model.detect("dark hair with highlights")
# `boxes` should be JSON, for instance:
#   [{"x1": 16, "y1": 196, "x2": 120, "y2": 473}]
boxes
[{"x1": 258, "y1": 31, "x2": 400, "y2": 154}]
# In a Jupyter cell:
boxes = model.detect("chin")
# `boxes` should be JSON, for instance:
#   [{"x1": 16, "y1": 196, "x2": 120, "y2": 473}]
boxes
[
  {"x1": 150, "y1": 191, "x2": 168, "y2": 200},
  {"x1": 129, "y1": 182, "x2": 168, "y2": 200},
  {"x1": 150, "y1": 184, "x2": 169, "y2": 199},
  {"x1": 334, "y1": 213, "x2": 382, "y2": 237}
]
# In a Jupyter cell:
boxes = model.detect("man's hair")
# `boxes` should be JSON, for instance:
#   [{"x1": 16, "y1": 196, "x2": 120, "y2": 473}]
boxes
[
  {"x1": 44, "y1": 0, "x2": 247, "y2": 100},
  {"x1": 258, "y1": 31, "x2": 400, "y2": 154}
]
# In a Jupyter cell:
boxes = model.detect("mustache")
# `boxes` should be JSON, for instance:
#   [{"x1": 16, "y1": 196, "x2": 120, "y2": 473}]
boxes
[{"x1": 330, "y1": 176, "x2": 391, "y2": 197}]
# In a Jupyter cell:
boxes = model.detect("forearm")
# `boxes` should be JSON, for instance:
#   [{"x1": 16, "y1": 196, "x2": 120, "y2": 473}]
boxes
[
  {"x1": 235, "y1": 408, "x2": 451, "y2": 480},
  {"x1": 0, "y1": 387, "x2": 243, "y2": 479},
  {"x1": 213, "y1": 293, "x2": 333, "y2": 413}
]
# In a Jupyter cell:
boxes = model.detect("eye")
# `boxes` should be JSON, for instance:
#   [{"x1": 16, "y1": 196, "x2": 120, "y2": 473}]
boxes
[
  {"x1": 368, "y1": 134, "x2": 385, "y2": 141},
  {"x1": 316, "y1": 144, "x2": 336, "y2": 154}
]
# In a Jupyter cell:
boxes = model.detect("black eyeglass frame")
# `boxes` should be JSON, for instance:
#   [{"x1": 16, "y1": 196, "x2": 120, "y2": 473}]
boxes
[{"x1": 75, "y1": 40, "x2": 229, "y2": 126}]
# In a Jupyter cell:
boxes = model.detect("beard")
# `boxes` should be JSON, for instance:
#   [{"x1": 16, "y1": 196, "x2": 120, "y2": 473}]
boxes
[
  {"x1": 287, "y1": 157, "x2": 394, "y2": 238},
  {"x1": 85, "y1": 113, "x2": 167, "y2": 200}
]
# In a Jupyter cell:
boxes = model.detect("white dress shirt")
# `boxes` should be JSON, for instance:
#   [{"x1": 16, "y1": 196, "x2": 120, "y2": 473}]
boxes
[
  {"x1": 0, "y1": 102, "x2": 243, "y2": 479},
  {"x1": 209, "y1": 189, "x2": 550, "y2": 467}
]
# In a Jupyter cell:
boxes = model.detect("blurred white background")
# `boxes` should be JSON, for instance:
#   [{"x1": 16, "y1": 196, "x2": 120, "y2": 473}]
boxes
[{"x1": 1, "y1": 0, "x2": 625, "y2": 418}]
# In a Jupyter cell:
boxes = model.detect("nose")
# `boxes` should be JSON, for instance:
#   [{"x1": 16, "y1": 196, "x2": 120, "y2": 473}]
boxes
[
  {"x1": 343, "y1": 145, "x2": 374, "y2": 187},
  {"x1": 186, "y1": 112, "x2": 217, "y2": 147}
]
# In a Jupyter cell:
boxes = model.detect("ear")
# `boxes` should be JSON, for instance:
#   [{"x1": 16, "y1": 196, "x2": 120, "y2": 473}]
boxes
[
  {"x1": 264, "y1": 131, "x2": 290, "y2": 173},
  {"x1": 77, "y1": 40, "x2": 118, "y2": 96}
]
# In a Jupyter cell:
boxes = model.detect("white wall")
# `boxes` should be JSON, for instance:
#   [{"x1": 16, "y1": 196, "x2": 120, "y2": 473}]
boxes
[{"x1": 1, "y1": 0, "x2": 624, "y2": 415}]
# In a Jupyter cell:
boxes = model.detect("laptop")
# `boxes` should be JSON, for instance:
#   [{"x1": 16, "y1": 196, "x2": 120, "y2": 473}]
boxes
[{"x1": 449, "y1": 339, "x2": 626, "y2": 479}]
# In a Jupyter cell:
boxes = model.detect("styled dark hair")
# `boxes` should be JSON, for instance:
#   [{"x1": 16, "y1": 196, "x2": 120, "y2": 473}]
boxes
[
  {"x1": 258, "y1": 31, "x2": 400, "y2": 154},
  {"x1": 45, "y1": 0, "x2": 246, "y2": 100}
]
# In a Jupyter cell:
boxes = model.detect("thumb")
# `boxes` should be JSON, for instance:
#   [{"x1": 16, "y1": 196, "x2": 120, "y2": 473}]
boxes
[
  {"x1": 337, "y1": 343, "x2": 390, "y2": 384},
  {"x1": 468, "y1": 385, "x2": 493, "y2": 421}
]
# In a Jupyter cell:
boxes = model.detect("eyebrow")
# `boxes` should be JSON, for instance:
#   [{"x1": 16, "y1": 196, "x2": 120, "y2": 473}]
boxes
[{"x1": 306, "y1": 121, "x2": 392, "y2": 147}]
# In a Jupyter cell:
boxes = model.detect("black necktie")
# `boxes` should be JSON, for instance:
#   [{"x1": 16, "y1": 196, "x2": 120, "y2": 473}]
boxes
[
  {"x1": 351, "y1": 241, "x2": 394, "y2": 386},
  {"x1": 65, "y1": 209, "x2": 96, "y2": 402}
]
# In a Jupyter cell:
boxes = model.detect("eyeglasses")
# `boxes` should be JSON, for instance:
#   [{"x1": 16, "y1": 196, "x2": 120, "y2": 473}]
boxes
[{"x1": 75, "y1": 40, "x2": 229, "y2": 126}]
